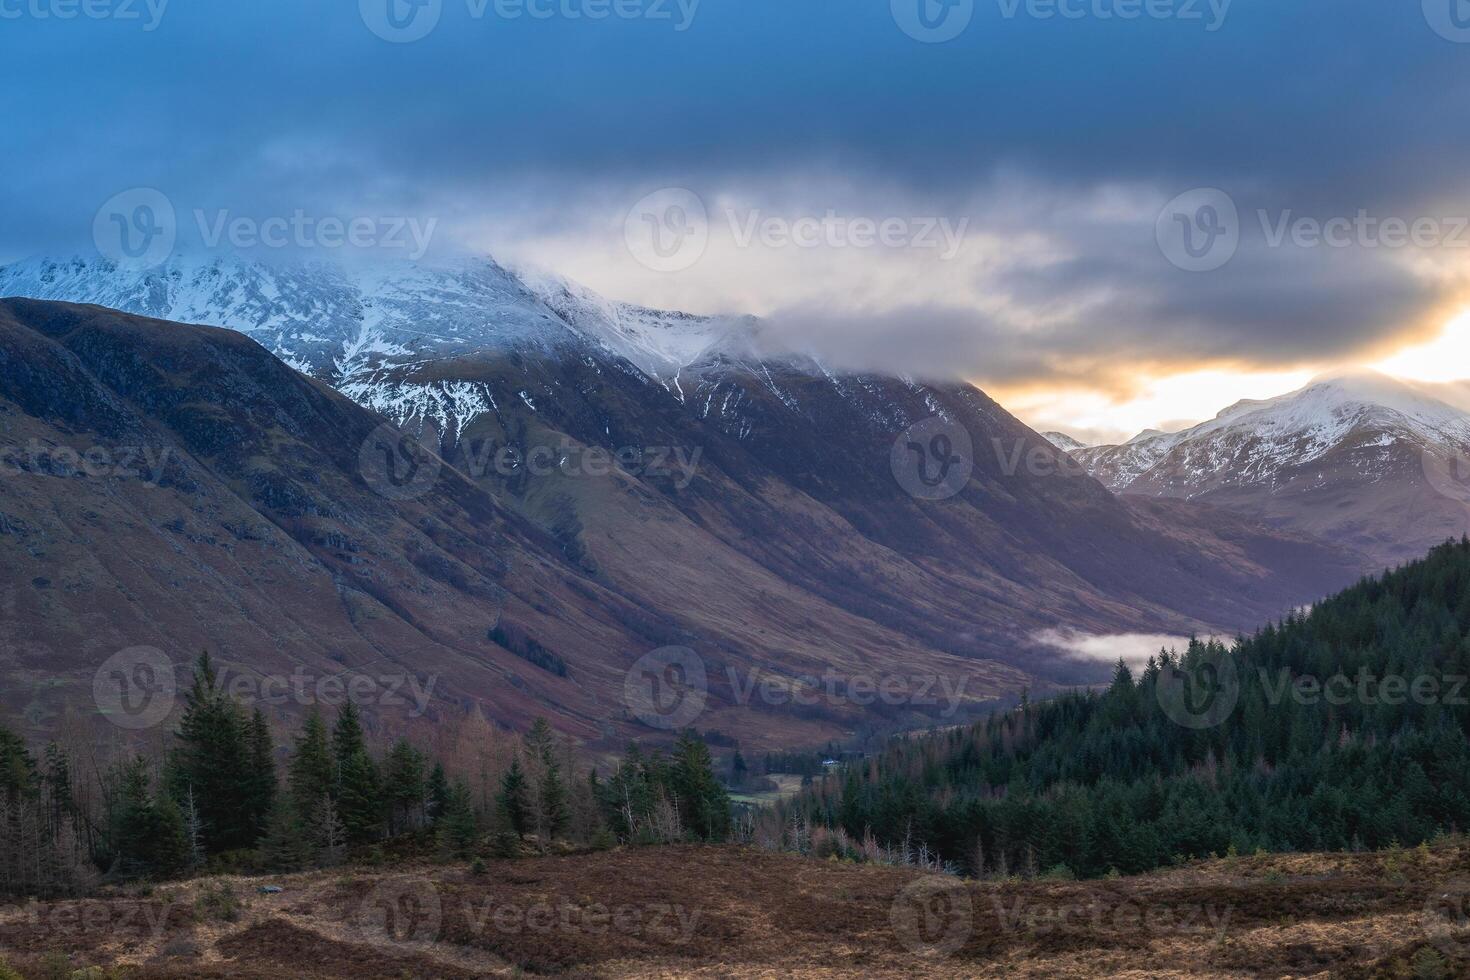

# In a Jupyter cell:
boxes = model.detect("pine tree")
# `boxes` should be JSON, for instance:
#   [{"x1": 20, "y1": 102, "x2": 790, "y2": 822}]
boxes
[
  {"x1": 336, "y1": 748, "x2": 382, "y2": 845},
  {"x1": 672, "y1": 731, "x2": 730, "y2": 842},
  {"x1": 258, "y1": 795, "x2": 312, "y2": 871},
  {"x1": 330, "y1": 703, "x2": 381, "y2": 844},
  {"x1": 540, "y1": 758, "x2": 568, "y2": 841},
  {"x1": 170, "y1": 652, "x2": 251, "y2": 851},
  {"x1": 522, "y1": 717, "x2": 567, "y2": 840},
  {"x1": 243, "y1": 709, "x2": 277, "y2": 843},
  {"x1": 331, "y1": 701, "x2": 368, "y2": 770},
  {"x1": 438, "y1": 779, "x2": 479, "y2": 859},
  {"x1": 497, "y1": 758, "x2": 531, "y2": 837},
  {"x1": 288, "y1": 709, "x2": 334, "y2": 832},
  {"x1": 112, "y1": 757, "x2": 190, "y2": 878},
  {"x1": 151, "y1": 794, "x2": 192, "y2": 876},
  {"x1": 382, "y1": 738, "x2": 427, "y2": 836}
]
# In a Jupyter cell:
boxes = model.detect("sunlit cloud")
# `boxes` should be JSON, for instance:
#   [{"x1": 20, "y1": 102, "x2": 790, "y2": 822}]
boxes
[
  {"x1": 996, "y1": 367, "x2": 1321, "y2": 447},
  {"x1": 1375, "y1": 308, "x2": 1470, "y2": 385}
]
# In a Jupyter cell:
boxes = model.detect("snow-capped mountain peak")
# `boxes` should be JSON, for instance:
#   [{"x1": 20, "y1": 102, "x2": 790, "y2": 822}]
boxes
[
  {"x1": 0, "y1": 251, "x2": 748, "y2": 435},
  {"x1": 1042, "y1": 431, "x2": 1089, "y2": 452},
  {"x1": 1069, "y1": 369, "x2": 1470, "y2": 565},
  {"x1": 1081, "y1": 370, "x2": 1470, "y2": 494}
]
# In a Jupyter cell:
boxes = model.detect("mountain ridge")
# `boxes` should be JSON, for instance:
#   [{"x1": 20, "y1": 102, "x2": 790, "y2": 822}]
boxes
[
  {"x1": 0, "y1": 256, "x2": 1369, "y2": 744},
  {"x1": 1072, "y1": 371, "x2": 1470, "y2": 566}
]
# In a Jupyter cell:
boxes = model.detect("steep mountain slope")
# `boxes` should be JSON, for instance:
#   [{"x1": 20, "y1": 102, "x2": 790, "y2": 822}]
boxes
[
  {"x1": 1073, "y1": 372, "x2": 1470, "y2": 567},
  {"x1": 0, "y1": 299, "x2": 1043, "y2": 749},
  {"x1": 0, "y1": 257, "x2": 1366, "y2": 742}
]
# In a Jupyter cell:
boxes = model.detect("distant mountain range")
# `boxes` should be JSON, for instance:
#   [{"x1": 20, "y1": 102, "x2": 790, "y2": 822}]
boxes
[
  {"x1": 1064, "y1": 371, "x2": 1470, "y2": 567},
  {"x1": 0, "y1": 255, "x2": 1364, "y2": 744}
]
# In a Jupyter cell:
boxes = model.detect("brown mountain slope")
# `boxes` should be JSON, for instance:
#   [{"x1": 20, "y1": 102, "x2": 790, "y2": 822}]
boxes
[
  {"x1": 0, "y1": 300, "x2": 1029, "y2": 749},
  {"x1": 393, "y1": 345, "x2": 1362, "y2": 677},
  {"x1": 0, "y1": 299, "x2": 1362, "y2": 749}
]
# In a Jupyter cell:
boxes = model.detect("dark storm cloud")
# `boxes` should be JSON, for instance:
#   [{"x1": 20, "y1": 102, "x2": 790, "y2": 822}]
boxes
[{"x1": 2, "y1": 0, "x2": 1468, "y2": 381}]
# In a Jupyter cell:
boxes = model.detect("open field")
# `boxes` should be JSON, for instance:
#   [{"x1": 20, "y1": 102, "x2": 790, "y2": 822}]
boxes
[
  {"x1": 3, "y1": 842, "x2": 1470, "y2": 978},
  {"x1": 727, "y1": 774, "x2": 808, "y2": 806}
]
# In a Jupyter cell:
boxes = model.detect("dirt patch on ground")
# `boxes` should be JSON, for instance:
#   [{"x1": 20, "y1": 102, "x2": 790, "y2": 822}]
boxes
[{"x1": 2, "y1": 843, "x2": 1468, "y2": 978}]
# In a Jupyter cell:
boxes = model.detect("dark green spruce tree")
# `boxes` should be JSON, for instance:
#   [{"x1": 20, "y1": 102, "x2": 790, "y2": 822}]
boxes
[
  {"x1": 288, "y1": 709, "x2": 334, "y2": 835},
  {"x1": 497, "y1": 758, "x2": 531, "y2": 837},
  {"x1": 331, "y1": 702, "x2": 382, "y2": 844},
  {"x1": 672, "y1": 730, "x2": 730, "y2": 842},
  {"x1": 243, "y1": 708, "x2": 277, "y2": 843},
  {"x1": 169, "y1": 653, "x2": 251, "y2": 852},
  {"x1": 382, "y1": 738, "x2": 427, "y2": 836}
]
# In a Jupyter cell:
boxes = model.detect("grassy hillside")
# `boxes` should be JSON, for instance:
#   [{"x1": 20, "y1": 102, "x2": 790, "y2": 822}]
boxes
[{"x1": 2, "y1": 841, "x2": 1469, "y2": 978}]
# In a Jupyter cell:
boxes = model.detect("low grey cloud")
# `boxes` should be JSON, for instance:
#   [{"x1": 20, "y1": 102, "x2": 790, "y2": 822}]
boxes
[{"x1": 746, "y1": 186, "x2": 1456, "y2": 395}]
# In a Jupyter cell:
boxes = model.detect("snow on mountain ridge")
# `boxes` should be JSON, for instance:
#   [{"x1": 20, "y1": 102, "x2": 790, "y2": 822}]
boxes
[
  {"x1": 510, "y1": 262, "x2": 753, "y2": 380},
  {"x1": 1076, "y1": 370, "x2": 1470, "y2": 497},
  {"x1": 1042, "y1": 431, "x2": 1089, "y2": 452},
  {"x1": 0, "y1": 252, "x2": 747, "y2": 434}
]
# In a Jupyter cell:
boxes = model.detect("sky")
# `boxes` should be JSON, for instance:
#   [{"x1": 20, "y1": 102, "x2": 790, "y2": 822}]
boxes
[{"x1": 4, "y1": 0, "x2": 1470, "y2": 443}]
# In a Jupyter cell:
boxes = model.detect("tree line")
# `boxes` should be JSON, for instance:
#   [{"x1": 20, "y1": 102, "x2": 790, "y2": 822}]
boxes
[
  {"x1": 0, "y1": 653, "x2": 731, "y2": 895},
  {"x1": 769, "y1": 539, "x2": 1470, "y2": 879}
]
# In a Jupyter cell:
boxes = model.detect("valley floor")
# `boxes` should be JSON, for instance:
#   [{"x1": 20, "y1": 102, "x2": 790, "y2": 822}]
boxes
[{"x1": 2, "y1": 842, "x2": 1468, "y2": 978}]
